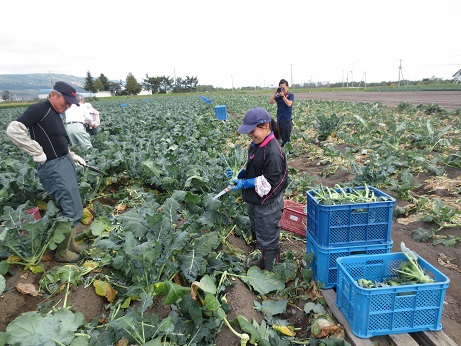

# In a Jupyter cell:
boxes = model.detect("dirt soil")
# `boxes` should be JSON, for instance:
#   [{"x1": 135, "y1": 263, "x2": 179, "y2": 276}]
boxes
[
  {"x1": 288, "y1": 90, "x2": 461, "y2": 110},
  {"x1": 1, "y1": 92, "x2": 460, "y2": 345}
]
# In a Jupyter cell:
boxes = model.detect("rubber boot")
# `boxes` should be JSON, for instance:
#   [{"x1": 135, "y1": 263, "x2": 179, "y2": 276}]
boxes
[
  {"x1": 246, "y1": 249, "x2": 264, "y2": 269},
  {"x1": 69, "y1": 227, "x2": 88, "y2": 253},
  {"x1": 55, "y1": 229, "x2": 80, "y2": 263},
  {"x1": 263, "y1": 248, "x2": 280, "y2": 271}
]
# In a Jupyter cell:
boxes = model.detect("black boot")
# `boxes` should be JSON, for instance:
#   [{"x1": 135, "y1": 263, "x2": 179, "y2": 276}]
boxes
[
  {"x1": 246, "y1": 249, "x2": 264, "y2": 269},
  {"x1": 263, "y1": 248, "x2": 280, "y2": 271}
]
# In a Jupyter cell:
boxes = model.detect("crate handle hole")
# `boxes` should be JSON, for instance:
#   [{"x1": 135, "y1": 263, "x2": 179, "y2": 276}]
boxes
[{"x1": 352, "y1": 208, "x2": 369, "y2": 213}]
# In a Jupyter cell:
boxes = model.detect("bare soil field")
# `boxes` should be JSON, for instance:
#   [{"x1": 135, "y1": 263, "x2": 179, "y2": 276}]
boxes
[{"x1": 293, "y1": 90, "x2": 461, "y2": 110}]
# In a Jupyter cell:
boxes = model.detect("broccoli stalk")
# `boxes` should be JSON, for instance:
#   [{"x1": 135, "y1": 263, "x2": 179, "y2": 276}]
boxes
[
  {"x1": 221, "y1": 145, "x2": 247, "y2": 183},
  {"x1": 217, "y1": 307, "x2": 250, "y2": 346},
  {"x1": 395, "y1": 242, "x2": 434, "y2": 284}
]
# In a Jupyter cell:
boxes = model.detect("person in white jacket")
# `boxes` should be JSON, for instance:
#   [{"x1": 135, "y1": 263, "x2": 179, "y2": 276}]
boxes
[
  {"x1": 64, "y1": 94, "x2": 93, "y2": 150},
  {"x1": 81, "y1": 97, "x2": 101, "y2": 136},
  {"x1": 6, "y1": 81, "x2": 87, "y2": 263}
]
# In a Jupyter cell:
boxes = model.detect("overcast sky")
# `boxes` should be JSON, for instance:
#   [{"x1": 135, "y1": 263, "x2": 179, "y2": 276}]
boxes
[{"x1": 2, "y1": 0, "x2": 460, "y2": 88}]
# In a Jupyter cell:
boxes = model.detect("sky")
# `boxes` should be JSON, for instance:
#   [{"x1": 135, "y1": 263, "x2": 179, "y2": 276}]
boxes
[{"x1": 1, "y1": 0, "x2": 460, "y2": 89}]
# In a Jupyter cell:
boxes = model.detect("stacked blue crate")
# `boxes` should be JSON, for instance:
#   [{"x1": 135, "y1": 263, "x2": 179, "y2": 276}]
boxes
[{"x1": 305, "y1": 186, "x2": 395, "y2": 288}]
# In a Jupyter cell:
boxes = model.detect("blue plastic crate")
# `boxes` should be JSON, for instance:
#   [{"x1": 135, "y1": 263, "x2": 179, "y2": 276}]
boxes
[
  {"x1": 215, "y1": 105, "x2": 227, "y2": 120},
  {"x1": 306, "y1": 232, "x2": 392, "y2": 289},
  {"x1": 307, "y1": 186, "x2": 395, "y2": 247},
  {"x1": 336, "y1": 252, "x2": 450, "y2": 338},
  {"x1": 200, "y1": 95, "x2": 212, "y2": 104}
]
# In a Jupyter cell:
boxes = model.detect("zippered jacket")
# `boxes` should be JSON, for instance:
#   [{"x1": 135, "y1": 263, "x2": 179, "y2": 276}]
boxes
[{"x1": 242, "y1": 133, "x2": 288, "y2": 205}]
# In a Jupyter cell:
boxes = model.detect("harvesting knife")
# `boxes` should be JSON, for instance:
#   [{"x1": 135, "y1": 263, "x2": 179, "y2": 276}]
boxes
[
  {"x1": 212, "y1": 184, "x2": 234, "y2": 200},
  {"x1": 83, "y1": 164, "x2": 104, "y2": 174}
]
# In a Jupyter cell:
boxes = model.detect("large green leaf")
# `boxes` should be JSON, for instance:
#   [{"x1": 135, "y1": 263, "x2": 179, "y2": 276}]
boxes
[
  {"x1": 242, "y1": 267, "x2": 285, "y2": 295},
  {"x1": 254, "y1": 299, "x2": 288, "y2": 319},
  {"x1": 178, "y1": 250, "x2": 206, "y2": 282},
  {"x1": 6, "y1": 309, "x2": 85, "y2": 346},
  {"x1": 153, "y1": 281, "x2": 190, "y2": 305}
]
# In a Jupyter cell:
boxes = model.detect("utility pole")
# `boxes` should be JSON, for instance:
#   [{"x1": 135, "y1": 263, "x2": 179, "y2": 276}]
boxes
[
  {"x1": 398, "y1": 59, "x2": 404, "y2": 87},
  {"x1": 48, "y1": 71, "x2": 54, "y2": 89}
]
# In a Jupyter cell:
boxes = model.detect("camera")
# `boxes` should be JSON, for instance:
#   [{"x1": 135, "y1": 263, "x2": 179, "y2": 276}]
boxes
[{"x1": 277, "y1": 86, "x2": 284, "y2": 93}]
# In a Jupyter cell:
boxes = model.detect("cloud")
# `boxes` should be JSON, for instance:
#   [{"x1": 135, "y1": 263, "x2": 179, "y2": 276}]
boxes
[{"x1": 1, "y1": 0, "x2": 460, "y2": 87}]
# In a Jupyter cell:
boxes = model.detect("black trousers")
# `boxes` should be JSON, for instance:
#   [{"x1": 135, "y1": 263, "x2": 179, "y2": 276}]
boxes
[
  {"x1": 278, "y1": 118, "x2": 292, "y2": 146},
  {"x1": 246, "y1": 193, "x2": 284, "y2": 252}
]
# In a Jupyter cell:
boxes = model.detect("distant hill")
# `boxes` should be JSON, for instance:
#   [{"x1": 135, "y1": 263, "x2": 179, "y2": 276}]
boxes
[{"x1": 0, "y1": 73, "x2": 86, "y2": 101}]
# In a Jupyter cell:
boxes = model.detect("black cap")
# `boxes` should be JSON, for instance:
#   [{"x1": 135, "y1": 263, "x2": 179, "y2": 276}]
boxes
[{"x1": 53, "y1": 81, "x2": 79, "y2": 106}]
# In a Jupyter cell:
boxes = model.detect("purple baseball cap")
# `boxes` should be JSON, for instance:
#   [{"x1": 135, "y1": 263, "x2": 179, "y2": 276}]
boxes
[
  {"x1": 53, "y1": 81, "x2": 79, "y2": 106},
  {"x1": 237, "y1": 107, "x2": 272, "y2": 134}
]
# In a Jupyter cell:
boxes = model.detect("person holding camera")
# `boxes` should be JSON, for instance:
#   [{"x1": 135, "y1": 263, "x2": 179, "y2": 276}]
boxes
[{"x1": 269, "y1": 79, "x2": 294, "y2": 147}]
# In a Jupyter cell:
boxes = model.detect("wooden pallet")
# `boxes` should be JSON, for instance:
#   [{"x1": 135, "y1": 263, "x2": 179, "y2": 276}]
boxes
[{"x1": 321, "y1": 289, "x2": 458, "y2": 346}]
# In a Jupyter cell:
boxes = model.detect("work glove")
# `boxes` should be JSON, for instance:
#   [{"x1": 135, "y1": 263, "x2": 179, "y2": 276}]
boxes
[
  {"x1": 231, "y1": 178, "x2": 255, "y2": 190},
  {"x1": 70, "y1": 151, "x2": 86, "y2": 166},
  {"x1": 225, "y1": 168, "x2": 233, "y2": 180},
  {"x1": 237, "y1": 169, "x2": 246, "y2": 179},
  {"x1": 33, "y1": 153, "x2": 47, "y2": 163}
]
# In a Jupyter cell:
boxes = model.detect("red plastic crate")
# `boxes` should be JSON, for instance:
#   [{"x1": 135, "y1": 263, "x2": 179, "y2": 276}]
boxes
[
  {"x1": 281, "y1": 200, "x2": 307, "y2": 237},
  {"x1": 26, "y1": 207, "x2": 41, "y2": 221}
]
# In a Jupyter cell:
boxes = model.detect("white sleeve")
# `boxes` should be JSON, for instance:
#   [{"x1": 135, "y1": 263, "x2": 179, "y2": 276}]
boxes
[
  {"x1": 6, "y1": 121, "x2": 44, "y2": 156},
  {"x1": 255, "y1": 175, "x2": 272, "y2": 197}
]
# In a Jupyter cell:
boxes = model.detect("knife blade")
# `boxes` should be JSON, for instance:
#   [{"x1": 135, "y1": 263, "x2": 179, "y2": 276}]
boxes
[{"x1": 212, "y1": 185, "x2": 234, "y2": 200}]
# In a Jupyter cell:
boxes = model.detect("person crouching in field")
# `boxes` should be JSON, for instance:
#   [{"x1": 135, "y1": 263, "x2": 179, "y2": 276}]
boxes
[
  {"x1": 65, "y1": 94, "x2": 93, "y2": 150},
  {"x1": 80, "y1": 96, "x2": 101, "y2": 136}
]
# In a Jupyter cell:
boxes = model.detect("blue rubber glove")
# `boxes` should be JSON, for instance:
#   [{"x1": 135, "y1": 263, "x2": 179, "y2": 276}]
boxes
[
  {"x1": 237, "y1": 169, "x2": 246, "y2": 179},
  {"x1": 225, "y1": 168, "x2": 233, "y2": 180},
  {"x1": 231, "y1": 178, "x2": 255, "y2": 190}
]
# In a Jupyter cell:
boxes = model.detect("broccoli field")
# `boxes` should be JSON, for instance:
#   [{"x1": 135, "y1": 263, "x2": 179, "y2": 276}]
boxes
[{"x1": 1, "y1": 92, "x2": 461, "y2": 345}]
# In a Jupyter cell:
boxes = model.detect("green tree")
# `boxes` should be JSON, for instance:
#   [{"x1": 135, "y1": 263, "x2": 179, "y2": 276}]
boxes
[
  {"x1": 84, "y1": 71, "x2": 97, "y2": 93},
  {"x1": 97, "y1": 73, "x2": 110, "y2": 91},
  {"x1": 159, "y1": 75, "x2": 174, "y2": 94},
  {"x1": 1, "y1": 90, "x2": 12, "y2": 102},
  {"x1": 172, "y1": 76, "x2": 199, "y2": 93},
  {"x1": 124, "y1": 73, "x2": 142, "y2": 95},
  {"x1": 108, "y1": 81, "x2": 123, "y2": 96},
  {"x1": 185, "y1": 76, "x2": 199, "y2": 92},
  {"x1": 93, "y1": 79, "x2": 104, "y2": 92},
  {"x1": 142, "y1": 74, "x2": 161, "y2": 94}
]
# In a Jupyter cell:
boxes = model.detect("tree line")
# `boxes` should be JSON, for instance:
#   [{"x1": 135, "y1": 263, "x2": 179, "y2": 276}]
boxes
[{"x1": 84, "y1": 71, "x2": 199, "y2": 96}]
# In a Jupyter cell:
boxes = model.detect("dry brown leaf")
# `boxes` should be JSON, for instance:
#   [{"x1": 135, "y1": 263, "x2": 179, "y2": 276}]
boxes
[
  {"x1": 116, "y1": 339, "x2": 130, "y2": 346},
  {"x1": 191, "y1": 281, "x2": 199, "y2": 301},
  {"x1": 16, "y1": 283, "x2": 40, "y2": 297},
  {"x1": 306, "y1": 280, "x2": 323, "y2": 301},
  {"x1": 93, "y1": 279, "x2": 118, "y2": 302},
  {"x1": 41, "y1": 253, "x2": 53, "y2": 262},
  {"x1": 438, "y1": 253, "x2": 461, "y2": 274},
  {"x1": 311, "y1": 317, "x2": 340, "y2": 338},
  {"x1": 396, "y1": 214, "x2": 419, "y2": 225},
  {"x1": 114, "y1": 204, "x2": 128, "y2": 214}
]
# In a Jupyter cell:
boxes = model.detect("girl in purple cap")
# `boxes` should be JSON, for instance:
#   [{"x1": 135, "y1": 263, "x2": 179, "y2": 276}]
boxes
[{"x1": 225, "y1": 107, "x2": 288, "y2": 271}]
